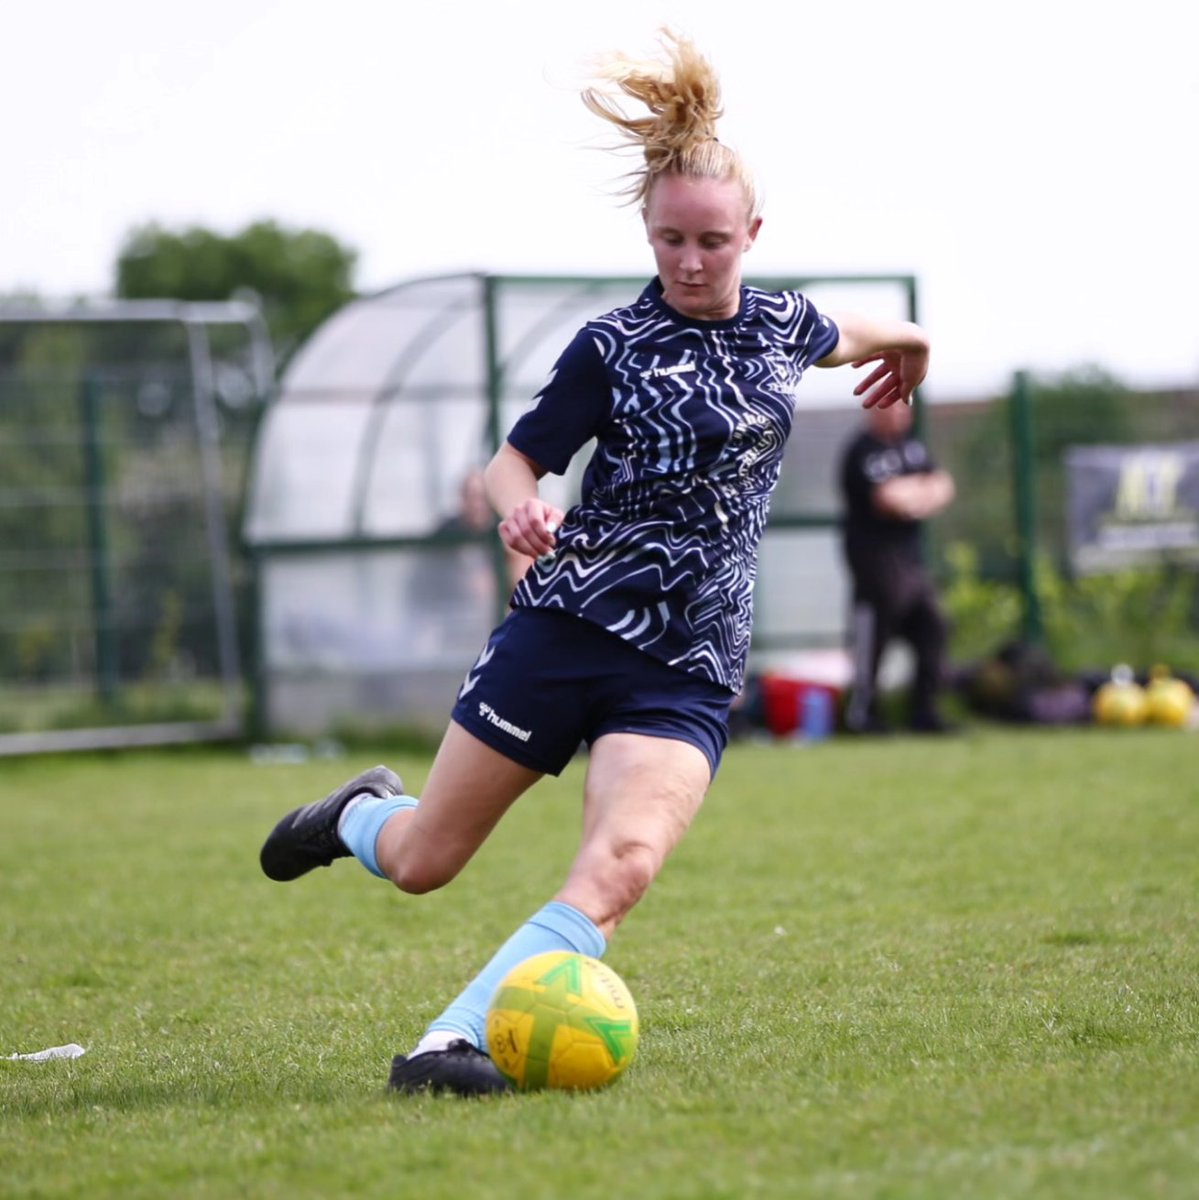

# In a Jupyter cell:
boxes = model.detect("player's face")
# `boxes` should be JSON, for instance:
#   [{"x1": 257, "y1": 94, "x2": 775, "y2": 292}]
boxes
[{"x1": 644, "y1": 174, "x2": 761, "y2": 321}]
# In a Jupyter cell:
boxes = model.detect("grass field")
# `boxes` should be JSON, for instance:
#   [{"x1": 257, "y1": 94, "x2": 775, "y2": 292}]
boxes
[{"x1": 2, "y1": 726, "x2": 1197, "y2": 1199}]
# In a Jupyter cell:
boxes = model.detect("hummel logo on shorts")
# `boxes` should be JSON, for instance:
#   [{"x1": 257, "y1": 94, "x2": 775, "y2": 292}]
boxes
[{"x1": 478, "y1": 702, "x2": 532, "y2": 743}]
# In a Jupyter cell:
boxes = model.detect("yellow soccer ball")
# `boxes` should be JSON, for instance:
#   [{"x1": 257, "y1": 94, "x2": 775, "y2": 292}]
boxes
[
  {"x1": 1144, "y1": 676, "x2": 1195, "y2": 728},
  {"x1": 1092, "y1": 680, "x2": 1148, "y2": 727},
  {"x1": 486, "y1": 951, "x2": 639, "y2": 1091}
]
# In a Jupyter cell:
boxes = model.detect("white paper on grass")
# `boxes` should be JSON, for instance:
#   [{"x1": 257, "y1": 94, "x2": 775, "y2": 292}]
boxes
[{"x1": 6, "y1": 1043, "x2": 87, "y2": 1061}]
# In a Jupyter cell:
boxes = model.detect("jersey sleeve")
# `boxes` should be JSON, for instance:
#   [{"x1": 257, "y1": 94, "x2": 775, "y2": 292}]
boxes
[
  {"x1": 806, "y1": 308, "x2": 840, "y2": 366},
  {"x1": 506, "y1": 329, "x2": 611, "y2": 476}
]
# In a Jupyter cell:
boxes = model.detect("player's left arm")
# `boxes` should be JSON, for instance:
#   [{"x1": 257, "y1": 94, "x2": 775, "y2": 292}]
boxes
[{"x1": 816, "y1": 313, "x2": 930, "y2": 408}]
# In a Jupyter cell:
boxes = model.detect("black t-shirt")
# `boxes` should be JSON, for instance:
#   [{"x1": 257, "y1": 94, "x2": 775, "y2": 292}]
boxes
[{"x1": 839, "y1": 428, "x2": 938, "y2": 565}]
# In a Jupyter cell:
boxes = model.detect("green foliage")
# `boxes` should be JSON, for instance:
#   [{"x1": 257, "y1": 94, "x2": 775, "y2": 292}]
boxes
[
  {"x1": 148, "y1": 590, "x2": 185, "y2": 679},
  {"x1": 941, "y1": 541, "x2": 1199, "y2": 673},
  {"x1": 3, "y1": 735, "x2": 1199, "y2": 1198},
  {"x1": 0, "y1": 339, "x2": 94, "y2": 682},
  {"x1": 0, "y1": 363, "x2": 224, "y2": 700},
  {"x1": 0, "y1": 681, "x2": 232, "y2": 734},
  {"x1": 1037, "y1": 558, "x2": 1198, "y2": 674},
  {"x1": 939, "y1": 541, "x2": 1024, "y2": 661},
  {"x1": 0, "y1": 304, "x2": 267, "y2": 723},
  {"x1": 115, "y1": 219, "x2": 358, "y2": 360},
  {"x1": 1024, "y1": 366, "x2": 1136, "y2": 464},
  {"x1": 935, "y1": 371, "x2": 1199, "y2": 674}
]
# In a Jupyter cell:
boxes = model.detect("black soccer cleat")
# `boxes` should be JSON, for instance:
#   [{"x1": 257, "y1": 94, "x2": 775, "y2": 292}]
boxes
[
  {"x1": 909, "y1": 711, "x2": 959, "y2": 735},
  {"x1": 388, "y1": 1040, "x2": 512, "y2": 1097},
  {"x1": 259, "y1": 765, "x2": 404, "y2": 882}
]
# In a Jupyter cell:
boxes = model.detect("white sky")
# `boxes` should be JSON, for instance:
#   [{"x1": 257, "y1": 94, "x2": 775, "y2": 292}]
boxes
[{"x1": 5, "y1": 0, "x2": 1197, "y2": 396}]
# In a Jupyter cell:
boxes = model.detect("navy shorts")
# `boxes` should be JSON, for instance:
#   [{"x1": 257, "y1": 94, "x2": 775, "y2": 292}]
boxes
[{"x1": 450, "y1": 608, "x2": 733, "y2": 778}]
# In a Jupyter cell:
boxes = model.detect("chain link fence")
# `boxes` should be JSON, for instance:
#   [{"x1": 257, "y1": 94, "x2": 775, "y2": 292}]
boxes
[
  {"x1": 2, "y1": 299, "x2": 1195, "y2": 747},
  {"x1": 0, "y1": 308, "x2": 270, "y2": 751}
]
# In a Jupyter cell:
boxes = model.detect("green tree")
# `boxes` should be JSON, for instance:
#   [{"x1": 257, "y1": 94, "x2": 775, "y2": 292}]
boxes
[{"x1": 115, "y1": 220, "x2": 358, "y2": 361}]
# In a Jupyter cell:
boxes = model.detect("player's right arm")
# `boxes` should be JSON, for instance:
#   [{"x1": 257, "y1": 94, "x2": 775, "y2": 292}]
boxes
[
  {"x1": 484, "y1": 443, "x2": 563, "y2": 561},
  {"x1": 487, "y1": 329, "x2": 610, "y2": 562}
]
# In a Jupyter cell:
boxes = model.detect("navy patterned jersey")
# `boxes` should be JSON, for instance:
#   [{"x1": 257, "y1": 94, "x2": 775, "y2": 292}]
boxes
[{"x1": 507, "y1": 277, "x2": 840, "y2": 694}]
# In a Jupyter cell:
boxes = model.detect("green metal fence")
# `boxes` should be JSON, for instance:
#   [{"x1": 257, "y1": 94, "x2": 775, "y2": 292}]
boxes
[
  {"x1": 0, "y1": 304, "x2": 272, "y2": 752},
  {"x1": 2, "y1": 294, "x2": 1194, "y2": 749},
  {"x1": 925, "y1": 374, "x2": 1199, "y2": 675}
]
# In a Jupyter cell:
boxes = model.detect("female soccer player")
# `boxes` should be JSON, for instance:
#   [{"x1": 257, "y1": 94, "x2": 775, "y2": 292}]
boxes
[{"x1": 259, "y1": 30, "x2": 931, "y2": 1096}]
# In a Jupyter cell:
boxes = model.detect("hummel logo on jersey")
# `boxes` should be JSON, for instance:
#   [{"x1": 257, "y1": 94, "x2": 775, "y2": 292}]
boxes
[
  {"x1": 478, "y1": 702, "x2": 532, "y2": 743},
  {"x1": 640, "y1": 361, "x2": 697, "y2": 380}
]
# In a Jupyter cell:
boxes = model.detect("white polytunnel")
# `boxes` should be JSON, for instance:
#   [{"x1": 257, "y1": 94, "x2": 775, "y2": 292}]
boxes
[{"x1": 242, "y1": 272, "x2": 917, "y2": 737}]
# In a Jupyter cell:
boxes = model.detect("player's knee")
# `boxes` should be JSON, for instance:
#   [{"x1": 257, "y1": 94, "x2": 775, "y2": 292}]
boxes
[
  {"x1": 618, "y1": 838, "x2": 660, "y2": 897},
  {"x1": 560, "y1": 838, "x2": 661, "y2": 935},
  {"x1": 384, "y1": 851, "x2": 454, "y2": 896},
  {"x1": 596, "y1": 838, "x2": 660, "y2": 921}
]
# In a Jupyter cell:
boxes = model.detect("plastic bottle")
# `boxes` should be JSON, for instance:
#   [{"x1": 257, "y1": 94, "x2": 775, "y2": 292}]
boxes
[{"x1": 796, "y1": 687, "x2": 833, "y2": 742}]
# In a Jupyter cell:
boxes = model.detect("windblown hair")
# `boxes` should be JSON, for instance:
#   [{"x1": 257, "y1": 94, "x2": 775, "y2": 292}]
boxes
[{"x1": 582, "y1": 30, "x2": 760, "y2": 219}]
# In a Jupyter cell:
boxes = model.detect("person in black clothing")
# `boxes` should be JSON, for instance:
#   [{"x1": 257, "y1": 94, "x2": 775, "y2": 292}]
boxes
[{"x1": 839, "y1": 400, "x2": 955, "y2": 733}]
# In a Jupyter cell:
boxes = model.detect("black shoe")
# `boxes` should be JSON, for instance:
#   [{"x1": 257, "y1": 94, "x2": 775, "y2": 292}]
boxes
[
  {"x1": 909, "y1": 712, "x2": 958, "y2": 735},
  {"x1": 259, "y1": 765, "x2": 403, "y2": 881},
  {"x1": 388, "y1": 1040, "x2": 512, "y2": 1096}
]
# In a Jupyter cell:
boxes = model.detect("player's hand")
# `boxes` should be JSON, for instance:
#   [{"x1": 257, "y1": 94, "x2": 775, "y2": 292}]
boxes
[
  {"x1": 499, "y1": 498, "x2": 564, "y2": 560},
  {"x1": 852, "y1": 347, "x2": 929, "y2": 408}
]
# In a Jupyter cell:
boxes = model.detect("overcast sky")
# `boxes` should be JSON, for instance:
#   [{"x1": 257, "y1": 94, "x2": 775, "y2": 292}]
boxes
[{"x1": 5, "y1": 0, "x2": 1197, "y2": 396}]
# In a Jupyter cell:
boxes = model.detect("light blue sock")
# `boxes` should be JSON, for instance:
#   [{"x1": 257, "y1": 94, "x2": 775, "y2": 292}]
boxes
[
  {"x1": 428, "y1": 900, "x2": 607, "y2": 1050},
  {"x1": 338, "y1": 794, "x2": 418, "y2": 878}
]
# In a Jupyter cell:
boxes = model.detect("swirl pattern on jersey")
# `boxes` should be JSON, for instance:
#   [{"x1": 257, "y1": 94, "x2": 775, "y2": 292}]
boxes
[{"x1": 510, "y1": 282, "x2": 838, "y2": 694}]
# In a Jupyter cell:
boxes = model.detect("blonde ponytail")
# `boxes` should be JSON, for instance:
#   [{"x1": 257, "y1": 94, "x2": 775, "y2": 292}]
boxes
[{"x1": 582, "y1": 29, "x2": 760, "y2": 219}]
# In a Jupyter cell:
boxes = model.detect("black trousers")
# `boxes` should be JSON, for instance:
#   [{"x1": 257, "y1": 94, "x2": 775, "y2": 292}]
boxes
[{"x1": 844, "y1": 548, "x2": 948, "y2": 730}]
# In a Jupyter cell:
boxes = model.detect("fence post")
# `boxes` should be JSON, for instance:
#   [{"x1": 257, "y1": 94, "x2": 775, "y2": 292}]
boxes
[
  {"x1": 482, "y1": 274, "x2": 510, "y2": 623},
  {"x1": 1009, "y1": 369, "x2": 1044, "y2": 643},
  {"x1": 79, "y1": 373, "x2": 118, "y2": 704}
]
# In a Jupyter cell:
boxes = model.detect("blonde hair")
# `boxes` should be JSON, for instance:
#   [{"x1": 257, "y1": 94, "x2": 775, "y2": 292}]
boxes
[{"x1": 582, "y1": 29, "x2": 760, "y2": 220}]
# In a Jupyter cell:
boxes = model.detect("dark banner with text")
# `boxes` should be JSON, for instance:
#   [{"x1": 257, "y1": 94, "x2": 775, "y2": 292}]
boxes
[{"x1": 1065, "y1": 442, "x2": 1199, "y2": 573}]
